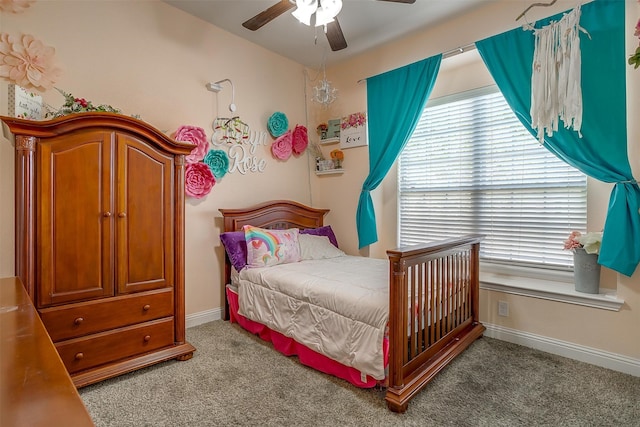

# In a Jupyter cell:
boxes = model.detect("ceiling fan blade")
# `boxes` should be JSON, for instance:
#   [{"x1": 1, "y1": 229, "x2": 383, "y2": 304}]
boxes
[
  {"x1": 377, "y1": 0, "x2": 416, "y2": 3},
  {"x1": 326, "y1": 18, "x2": 347, "y2": 52},
  {"x1": 242, "y1": 0, "x2": 295, "y2": 31}
]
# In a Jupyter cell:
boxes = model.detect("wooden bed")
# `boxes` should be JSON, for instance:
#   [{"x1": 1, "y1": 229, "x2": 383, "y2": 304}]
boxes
[{"x1": 220, "y1": 200, "x2": 485, "y2": 413}]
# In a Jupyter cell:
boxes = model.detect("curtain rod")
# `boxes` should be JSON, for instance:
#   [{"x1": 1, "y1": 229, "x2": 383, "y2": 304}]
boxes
[
  {"x1": 356, "y1": 43, "x2": 477, "y2": 84},
  {"x1": 442, "y1": 43, "x2": 476, "y2": 59}
]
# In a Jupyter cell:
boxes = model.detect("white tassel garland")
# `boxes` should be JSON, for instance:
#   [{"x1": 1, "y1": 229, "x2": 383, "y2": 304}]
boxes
[{"x1": 530, "y1": 4, "x2": 588, "y2": 144}]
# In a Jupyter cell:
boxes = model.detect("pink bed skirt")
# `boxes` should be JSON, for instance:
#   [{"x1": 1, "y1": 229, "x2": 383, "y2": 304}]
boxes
[{"x1": 226, "y1": 286, "x2": 387, "y2": 388}]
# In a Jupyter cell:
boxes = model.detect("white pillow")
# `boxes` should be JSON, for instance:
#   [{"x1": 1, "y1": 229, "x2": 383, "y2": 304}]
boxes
[{"x1": 298, "y1": 234, "x2": 345, "y2": 260}]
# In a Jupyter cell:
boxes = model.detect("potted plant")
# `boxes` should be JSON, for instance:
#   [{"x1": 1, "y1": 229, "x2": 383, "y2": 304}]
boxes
[
  {"x1": 316, "y1": 123, "x2": 328, "y2": 140},
  {"x1": 330, "y1": 148, "x2": 344, "y2": 169},
  {"x1": 564, "y1": 231, "x2": 603, "y2": 294}
]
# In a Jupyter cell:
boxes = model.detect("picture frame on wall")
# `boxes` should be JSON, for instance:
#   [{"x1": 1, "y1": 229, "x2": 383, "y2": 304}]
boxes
[
  {"x1": 339, "y1": 112, "x2": 367, "y2": 149},
  {"x1": 327, "y1": 119, "x2": 341, "y2": 139},
  {"x1": 8, "y1": 84, "x2": 43, "y2": 120}
]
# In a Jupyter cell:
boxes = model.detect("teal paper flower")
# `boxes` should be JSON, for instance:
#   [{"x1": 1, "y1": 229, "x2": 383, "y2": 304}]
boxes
[
  {"x1": 203, "y1": 149, "x2": 229, "y2": 179},
  {"x1": 267, "y1": 112, "x2": 288, "y2": 137}
]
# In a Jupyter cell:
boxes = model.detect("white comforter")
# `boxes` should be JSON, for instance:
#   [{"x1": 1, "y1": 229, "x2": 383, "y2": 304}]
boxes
[{"x1": 236, "y1": 255, "x2": 389, "y2": 380}]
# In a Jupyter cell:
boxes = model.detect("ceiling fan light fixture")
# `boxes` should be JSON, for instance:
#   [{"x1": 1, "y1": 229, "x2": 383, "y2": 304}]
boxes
[
  {"x1": 320, "y1": 0, "x2": 342, "y2": 16},
  {"x1": 292, "y1": 0, "x2": 342, "y2": 28},
  {"x1": 314, "y1": 7, "x2": 335, "y2": 27},
  {"x1": 292, "y1": 0, "x2": 317, "y2": 25}
]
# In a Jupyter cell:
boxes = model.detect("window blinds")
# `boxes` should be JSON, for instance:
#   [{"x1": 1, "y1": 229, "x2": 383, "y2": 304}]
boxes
[{"x1": 398, "y1": 87, "x2": 587, "y2": 270}]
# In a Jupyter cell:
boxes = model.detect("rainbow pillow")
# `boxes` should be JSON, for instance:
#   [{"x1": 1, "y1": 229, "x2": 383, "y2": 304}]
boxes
[{"x1": 243, "y1": 225, "x2": 301, "y2": 268}]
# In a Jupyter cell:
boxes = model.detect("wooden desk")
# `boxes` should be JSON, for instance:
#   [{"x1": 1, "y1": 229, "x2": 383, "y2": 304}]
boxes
[{"x1": 0, "y1": 277, "x2": 94, "y2": 427}]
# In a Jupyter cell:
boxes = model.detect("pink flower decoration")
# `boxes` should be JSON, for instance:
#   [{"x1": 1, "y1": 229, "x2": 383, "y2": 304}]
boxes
[
  {"x1": 635, "y1": 18, "x2": 640, "y2": 39},
  {"x1": 292, "y1": 125, "x2": 308, "y2": 155},
  {"x1": 0, "y1": 0, "x2": 35, "y2": 14},
  {"x1": 185, "y1": 162, "x2": 215, "y2": 199},
  {"x1": 271, "y1": 130, "x2": 293, "y2": 160},
  {"x1": 341, "y1": 112, "x2": 366, "y2": 130},
  {"x1": 173, "y1": 125, "x2": 208, "y2": 163},
  {"x1": 563, "y1": 231, "x2": 582, "y2": 250},
  {"x1": 0, "y1": 33, "x2": 61, "y2": 91}
]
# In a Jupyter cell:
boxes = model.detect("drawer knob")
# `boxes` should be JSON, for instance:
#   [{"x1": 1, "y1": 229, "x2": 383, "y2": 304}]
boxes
[
  {"x1": 143, "y1": 304, "x2": 151, "y2": 311},
  {"x1": 75, "y1": 352, "x2": 84, "y2": 360},
  {"x1": 144, "y1": 335, "x2": 151, "y2": 342},
  {"x1": 74, "y1": 317, "x2": 84, "y2": 325},
  {"x1": 103, "y1": 212, "x2": 112, "y2": 217},
  {"x1": 118, "y1": 212, "x2": 127, "y2": 218}
]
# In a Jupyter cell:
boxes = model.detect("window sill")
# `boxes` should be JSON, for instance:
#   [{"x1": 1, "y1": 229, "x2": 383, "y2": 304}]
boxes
[{"x1": 480, "y1": 271, "x2": 624, "y2": 312}]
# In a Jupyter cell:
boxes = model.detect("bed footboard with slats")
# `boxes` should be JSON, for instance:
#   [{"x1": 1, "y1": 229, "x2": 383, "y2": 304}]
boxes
[
  {"x1": 220, "y1": 201, "x2": 484, "y2": 413},
  {"x1": 385, "y1": 235, "x2": 485, "y2": 413}
]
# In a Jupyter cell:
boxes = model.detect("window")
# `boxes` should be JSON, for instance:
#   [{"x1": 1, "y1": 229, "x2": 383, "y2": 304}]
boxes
[{"x1": 398, "y1": 86, "x2": 587, "y2": 271}]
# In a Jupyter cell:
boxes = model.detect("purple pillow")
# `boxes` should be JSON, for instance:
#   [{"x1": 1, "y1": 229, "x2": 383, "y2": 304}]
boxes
[
  {"x1": 220, "y1": 231, "x2": 247, "y2": 271},
  {"x1": 300, "y1": 225, "x2": 339, "y2": 248}
]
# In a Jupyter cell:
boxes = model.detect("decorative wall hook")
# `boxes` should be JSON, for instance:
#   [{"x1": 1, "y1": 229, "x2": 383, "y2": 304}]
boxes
[{"x1": 206, "y1": 78, "x2": 237, "y2": 112}]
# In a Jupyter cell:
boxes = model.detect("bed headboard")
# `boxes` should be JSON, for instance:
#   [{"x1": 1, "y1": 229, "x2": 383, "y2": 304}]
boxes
[
  {"x1": 218, "y1": 200, "x2": 329, "y2": 320},
  {"x1": 219, "y1": 200, "x2": 329, "y2": 232}
]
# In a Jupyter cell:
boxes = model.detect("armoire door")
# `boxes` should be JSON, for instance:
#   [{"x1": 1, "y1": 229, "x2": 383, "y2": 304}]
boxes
[
  {"x1": 37, "y1": 130, "x2": 115, "y2": 307},
  {"x1": 115, "y1": 133, "x2": 175, "y2": 294}
]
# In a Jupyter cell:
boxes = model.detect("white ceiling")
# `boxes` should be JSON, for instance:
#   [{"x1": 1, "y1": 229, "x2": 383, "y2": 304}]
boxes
[{"x1": 164, "y1": 0, "x2": 492, "y2": 68}]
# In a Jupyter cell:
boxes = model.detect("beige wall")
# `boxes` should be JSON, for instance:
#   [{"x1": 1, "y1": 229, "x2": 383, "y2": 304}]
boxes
[
  {"x1": 318, "y1": 0, "x2": 640, "y2": 359},
  {"x1": 0, "y1": 1, "x2": 317, "y2": 315},
  {"x1": 1, "y1": 1, "x2": 638, "y2": 361}
]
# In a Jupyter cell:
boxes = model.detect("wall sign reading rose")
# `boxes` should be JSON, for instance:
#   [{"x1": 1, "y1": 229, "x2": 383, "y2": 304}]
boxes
[
  {"x1": 213, "y1": 116, "x2": 249, "y2": 144},
  {"x1": 210, "y1": 116, "x2": 269, "y2": 175}
]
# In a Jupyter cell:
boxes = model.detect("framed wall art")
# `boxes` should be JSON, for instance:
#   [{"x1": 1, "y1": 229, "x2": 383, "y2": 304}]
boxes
[
  {"x1": 339, "y1": 111, "x2": 367, "y2": 149},
  {"x1": 8, "y1": 84, "x2": 42, "y2": 120}
]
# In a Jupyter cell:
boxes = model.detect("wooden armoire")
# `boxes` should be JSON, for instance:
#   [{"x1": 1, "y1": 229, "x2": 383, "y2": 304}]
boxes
[{"x1": 1, "y1": 112, "x2": 196, "y2": 387}]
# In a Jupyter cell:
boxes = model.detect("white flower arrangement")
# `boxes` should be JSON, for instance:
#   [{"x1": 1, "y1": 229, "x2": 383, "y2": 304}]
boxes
[{"x1": 564, "y1": 231, "x2": 603, "y2": 255}]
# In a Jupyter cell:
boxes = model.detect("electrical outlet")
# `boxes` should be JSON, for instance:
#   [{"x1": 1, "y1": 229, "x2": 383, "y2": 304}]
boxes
[{"x1": 498, "y1": 300, "x2": 509, "y2": 317}]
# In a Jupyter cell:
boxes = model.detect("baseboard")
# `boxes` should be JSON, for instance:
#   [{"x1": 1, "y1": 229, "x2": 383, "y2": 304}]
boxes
[
  {"x1": 483, "y1": 323, "x2": 640, "y2": 377},
  {"x1": 186, "y1": 307, "x2": 222, "y2": 328},
  {"x1": 183, "y1": 310, "x2": 639, "y2": 377}
]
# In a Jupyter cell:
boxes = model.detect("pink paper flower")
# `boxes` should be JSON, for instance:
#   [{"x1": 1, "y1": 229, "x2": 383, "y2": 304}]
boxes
[
  {"x1": 563, "y1": 231, "x2": 582, "y2": 250},
  {"x1": 173, "y1": 125, "x2": 208, "y2": 163},
  {"x1": 185, "y1": 162, "x2": 215, "y2": 199},
  {"x1": 292, "y1": 125, "x2": 308, "y2": 155},
  {"x1": 0, "y1": 33, "x2": 61, "y2": 91},
  {"x1": 0, "y1": 0, "x2": 35, "y2": 14},
  {"x1": 271, "y1": 130, "x2": 293, "y2": 160}
]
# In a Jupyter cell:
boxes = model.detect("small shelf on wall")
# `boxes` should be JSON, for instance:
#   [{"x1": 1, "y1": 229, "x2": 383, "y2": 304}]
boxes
[
  {"x1": 315, "y1": 168, "x2": 344, "y2": 176},
  {"x1": 319, "y1": 137, "x2": 340, "y2": 145}
]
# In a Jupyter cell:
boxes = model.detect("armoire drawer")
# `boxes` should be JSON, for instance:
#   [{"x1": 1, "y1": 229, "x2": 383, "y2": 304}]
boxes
[
  {"x1": 39, "y1": 288, "x2": 173, "y2": 342},
  {"x1": 55, "y1": 317, "x2": 175, "y2": 374}
]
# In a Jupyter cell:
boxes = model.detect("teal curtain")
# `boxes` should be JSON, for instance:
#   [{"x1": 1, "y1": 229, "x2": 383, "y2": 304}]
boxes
[
  {"x1": 357, "y1": 55, "x2": 442, "y2": 249},
  {"x1": 476, "y1": 0, "x2": 639, "y2": 276}
]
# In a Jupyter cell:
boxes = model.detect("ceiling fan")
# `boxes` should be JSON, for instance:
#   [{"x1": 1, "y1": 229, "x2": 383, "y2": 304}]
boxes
[{"x1": 242, "y1": 0, "x2": 416, "y2": 52}]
